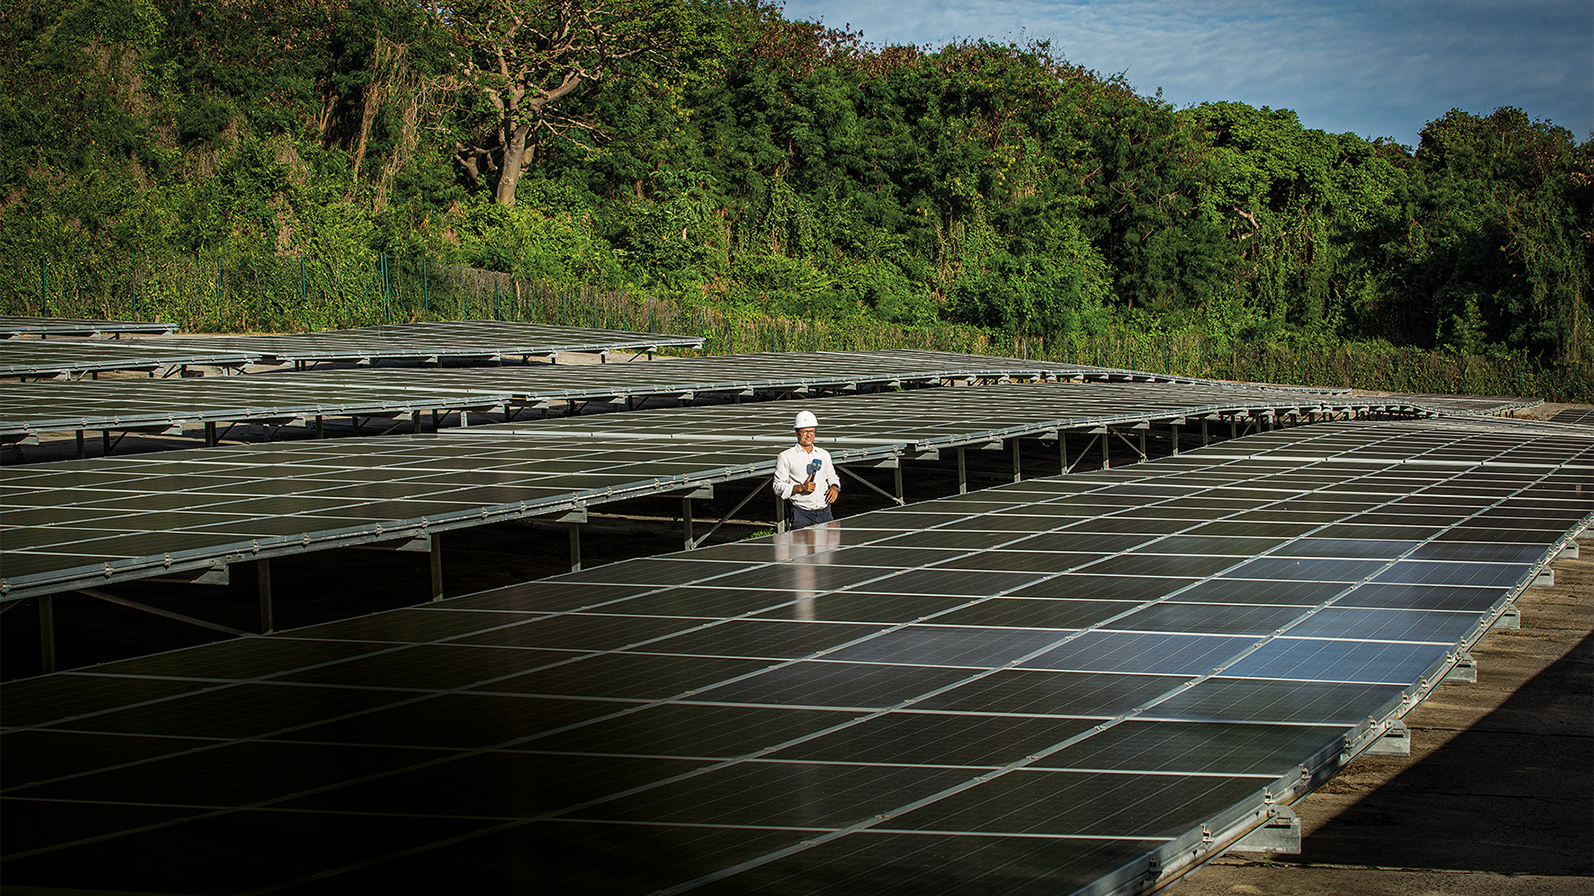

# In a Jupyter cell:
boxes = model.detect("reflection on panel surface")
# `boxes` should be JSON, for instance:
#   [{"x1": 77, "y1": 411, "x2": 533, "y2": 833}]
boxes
[{"x1": 2, "y1": 416, "x2": 1589, "y2": 894}]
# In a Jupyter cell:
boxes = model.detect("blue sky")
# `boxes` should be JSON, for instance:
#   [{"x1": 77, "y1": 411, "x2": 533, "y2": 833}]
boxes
[{"x1": 779, "y1": 1, "x2": 1593, "y2": 149}]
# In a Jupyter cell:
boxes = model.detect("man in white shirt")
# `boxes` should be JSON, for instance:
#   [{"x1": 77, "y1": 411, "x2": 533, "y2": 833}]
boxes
[{"x1": 774, "y1": 410, "x2": 840, "y2": 529}]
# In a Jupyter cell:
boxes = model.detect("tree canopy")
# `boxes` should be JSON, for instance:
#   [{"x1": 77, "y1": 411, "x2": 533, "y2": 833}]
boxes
[{"x1": 3, "y1": 0, "x2": 1589, "y2": 369}]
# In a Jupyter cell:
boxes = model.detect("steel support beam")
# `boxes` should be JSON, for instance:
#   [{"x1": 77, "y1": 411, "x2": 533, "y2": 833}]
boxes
[
  {"x1": 687, "y1": 477, "x2": 772, "y2": 550},
  {"x1": 1229, "y1": 804, "x2": 1301, "y2": 855},
  {"x1": 682, "y1": 496, "x2": 695, "y2": 551},
  {"x1": 39, "y1": 594, "x2": 55, "y2": 675},
  {"x1": 75, "y1": 588, "x2": 250, "y2": 638},
  {"x1": 258, "y1": 558, "x2": 274, "y2": 633},
  {"x1": 838, "y1": 464, "x2": 905, "y2": 506},
  {"x1": 430, "y1": 536, "x2": 444, "y2": 601}
]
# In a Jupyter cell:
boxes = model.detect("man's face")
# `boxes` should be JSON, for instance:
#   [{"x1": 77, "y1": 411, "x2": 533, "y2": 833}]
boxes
[{"x1": 795, "y1": 427, "x2": 816, "y2": 449}]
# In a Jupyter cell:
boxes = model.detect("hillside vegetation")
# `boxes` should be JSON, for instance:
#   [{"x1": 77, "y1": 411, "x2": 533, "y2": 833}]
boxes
[{"x1": 3, "y1": 0, "x2": 1590, "y2": 397}]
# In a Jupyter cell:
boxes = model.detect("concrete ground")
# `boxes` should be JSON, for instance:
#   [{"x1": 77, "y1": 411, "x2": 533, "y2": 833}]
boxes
[{"x1": 1172, "y1": 535, "x2": 1594, "y2": 896}]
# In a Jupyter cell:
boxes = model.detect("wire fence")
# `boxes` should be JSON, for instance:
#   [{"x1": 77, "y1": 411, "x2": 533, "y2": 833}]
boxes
[{"x1": 5, "y1": 251, "x2": 1589, "y2": 402}]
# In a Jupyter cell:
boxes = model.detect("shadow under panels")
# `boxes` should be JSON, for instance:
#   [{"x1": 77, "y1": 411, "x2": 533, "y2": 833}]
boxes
[{"x1": 2, "y1": 420, "x2": 1587, "y2": 895}]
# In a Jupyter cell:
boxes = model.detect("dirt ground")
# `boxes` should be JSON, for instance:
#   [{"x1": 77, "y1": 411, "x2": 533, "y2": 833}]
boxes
[{"x1": 1172, "y1": 536, "x2": 1594, "y2": 896}]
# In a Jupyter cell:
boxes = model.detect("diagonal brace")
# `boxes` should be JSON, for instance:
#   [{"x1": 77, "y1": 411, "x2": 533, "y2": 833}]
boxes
[
  {"x1": 837, "y1": 464, "x2": 905, "y2": 506},
  {"x1": 688, "y1": 476, "x2": 774, "y2": 549},
  {"x1": 75, "y1": 587, "x2": 251, "y2": 637}
]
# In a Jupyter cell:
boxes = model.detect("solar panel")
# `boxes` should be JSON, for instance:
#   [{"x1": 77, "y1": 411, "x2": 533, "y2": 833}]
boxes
[
  {"x1": 2, "y1": 415, "x2": 1588, "y2": 894},
  {"x1": 0, "y1": 350, "x2": 1232, "y2": 449},
  {"x1": 1547, "y1": 407, "x2": 1594, "y2": 426},
  {"x1": 0, "y1": 321, "x2": 704, "y2": 378},
  {"x1": 0, "y1": 316, "x2": 179, "y2": 338},
  {"x1": 4, "y1": 380, "x2": 1465, "y2": 600},
  {"x1": 0, "y1": 340, "x2": 253, "y2": 378}
]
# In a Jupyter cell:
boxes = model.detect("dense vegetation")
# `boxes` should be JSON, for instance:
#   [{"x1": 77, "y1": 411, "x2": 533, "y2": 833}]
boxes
[{"x1": 3, "y1": 0, "x2": 1590, "y2": 397}]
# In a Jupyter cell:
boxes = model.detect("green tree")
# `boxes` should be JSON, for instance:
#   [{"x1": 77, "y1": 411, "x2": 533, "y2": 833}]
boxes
[
  {"x1": 440, "y1": 0, "x2": 716, "y2": 206},
  {"x1": 1402, "y1": 108, "x2": 1592, "y2": 362}
]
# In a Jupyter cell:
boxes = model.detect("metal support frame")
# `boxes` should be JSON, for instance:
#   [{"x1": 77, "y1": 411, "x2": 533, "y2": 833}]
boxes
[
  {"x1": 430, "y1": 536, "x2": 444, "y2": 601},
  {"x1": 1444, "y1": 652, "x2": 1478, "y2": 683},
  {"x1": 1011, "y1": 439, "x2": 1022, "y2": 483},
  {"x1": 682, "y1": 496, "x2": 695, "y2": 551},
  {"x1": 569, "y1": 523, "x2": 582, "y2": 572},
  {"x1": 1062, "y1": 432, "x2": 1097, "y2": 475},
  {"x1": 75, "y1": 430, "x2": 85, "y2": 459},
  {"x1": 1229, "y1": 804, "x2": 1302, "y2": 855},
  {"x1": 1492, "y1": 604, "x2": 1520, "y2": 630},
  {"x1": 257, "y1": 558, "x2": 274, "y2": 633},
  {"x1": 75, "y1": 587, "x2": 251, "y2": 638},
  {"x1": 687, "y1": 477, "x2": 773, "y2": 550},
  {"x1": 1363, "y1": 719, "x2": 1412, "y2": 756},
  {"x1": 957, "y1": 447, "x2": 967, "y2": 494},
  {"x1": 39, "y1": 594, "x2": 55, "y2": 674},
  {"x1": 1058, "y1": 431, "x2": 1069, "y2": 474},
  {"x1": 837, "y1": 463, "x2": 906, "y2": 506}
]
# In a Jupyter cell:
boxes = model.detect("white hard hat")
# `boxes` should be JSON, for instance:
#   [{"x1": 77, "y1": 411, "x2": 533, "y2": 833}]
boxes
[{"x1": 794, "y1": 410, "x2": 818, "y2": 429}]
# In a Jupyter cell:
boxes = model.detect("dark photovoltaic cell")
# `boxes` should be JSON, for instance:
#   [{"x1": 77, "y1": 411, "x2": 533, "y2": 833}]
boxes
[{"x1": 2, "y1": 414, "x2": 1588, "y2": 894}]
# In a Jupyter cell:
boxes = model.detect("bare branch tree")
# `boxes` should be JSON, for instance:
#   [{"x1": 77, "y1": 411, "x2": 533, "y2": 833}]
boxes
[{"x1": 441, "y1": 0, "x2": 679, "y2": 206}]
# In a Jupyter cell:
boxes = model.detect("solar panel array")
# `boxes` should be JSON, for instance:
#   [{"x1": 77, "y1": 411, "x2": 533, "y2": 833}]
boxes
[
  {"x1": 0, "y1": 321, "x2": 703, "y2": 378},
  {"x1": 0, "y1": 350, "x2": 1192, "y2": 446},
  {"x1": 471, "y1": 380, "x2": 1533, "y2": 448},
  {"x1": 0, "y1": 316, "x2": 179, "y2": 338},
  {"x1": 0, "y1": 340, "x2": 253, "y2": 379},
  {"x1": 2, "y1": 417, "x2": 1587, "y2": 895},
  {"x1": 137, "y1": 321, "x2": 706, "y2": 364},
  {"x1": 1, "y1": 381, "x2": 1436, "y2": 600},
  {"x1": 1549, "y1": 406, "x2": 1594, "y2": 426}
]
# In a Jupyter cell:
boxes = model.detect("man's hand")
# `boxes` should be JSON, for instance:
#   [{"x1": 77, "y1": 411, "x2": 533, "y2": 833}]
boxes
[
  {"x1": 824, "y1": 484, "x2": 839, "y2": 504},
  {"x1": 795, "y1": 479, "x2": 816, "y2": 495}
]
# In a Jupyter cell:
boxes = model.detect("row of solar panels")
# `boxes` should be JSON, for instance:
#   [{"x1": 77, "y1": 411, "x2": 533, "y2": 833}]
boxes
[
  {"x1": 3, "y1": 380, "x2": 1553, "y2": 601},
  {"x1": 0, "y1": 316, "x2": 179, "y2": 338},
  {"x1": 2, "y1": 415, "x2": 1588, "y2": 894},
  {"x1": 0, "y1": 321, "x2": 705, "y2": 377},
  {"x1": 0, "y1": 350, "x2": 1288, "y2": 447}
]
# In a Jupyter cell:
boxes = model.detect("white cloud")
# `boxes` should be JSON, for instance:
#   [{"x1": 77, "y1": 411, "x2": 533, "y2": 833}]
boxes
[{"x1": 780, "y1": 0, "x2": 1593, "y2": 146}]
